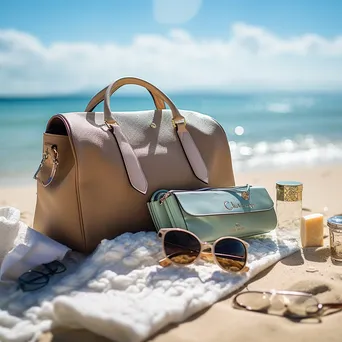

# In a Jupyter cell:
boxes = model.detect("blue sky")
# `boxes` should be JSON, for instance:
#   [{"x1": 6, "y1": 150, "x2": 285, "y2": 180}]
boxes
[
  {"x1": 1, "y1": 0, "x2": 342, "y2": 42},
  {"x1": 0, "y1": 0, "x2": 342, "y2": 95}
]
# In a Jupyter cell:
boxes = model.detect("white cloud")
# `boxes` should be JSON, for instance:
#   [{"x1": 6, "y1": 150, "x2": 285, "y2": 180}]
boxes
[{"x1": 0, "y1": 22, "x2": 342, "y2": 96}]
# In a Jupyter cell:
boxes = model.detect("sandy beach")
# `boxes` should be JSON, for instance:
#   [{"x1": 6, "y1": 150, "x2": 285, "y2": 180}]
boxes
[{"x1": 1, "y1": 164, "x2": 342, "y2": 342}]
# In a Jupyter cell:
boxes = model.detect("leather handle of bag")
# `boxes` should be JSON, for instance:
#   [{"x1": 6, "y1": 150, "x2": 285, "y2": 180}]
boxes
[
  {"x1": 101, "y1": 77, "x2": 208, "y2": 190},
  {"x1": 102, "y1": 77, "x2": 185, "y2": 124},
  {"x1": 85, "y1": 78, "x2": 166, "y2": 112}
]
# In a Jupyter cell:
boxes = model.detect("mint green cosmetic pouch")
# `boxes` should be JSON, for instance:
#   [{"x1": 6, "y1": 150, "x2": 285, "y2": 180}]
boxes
[{"x1": 147, "y1": 186, "x2": 277, "y2": 242}]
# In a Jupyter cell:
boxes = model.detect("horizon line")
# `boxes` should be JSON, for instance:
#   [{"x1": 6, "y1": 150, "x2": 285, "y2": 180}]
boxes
[{"x1": 1, "y1": 88, "x2": 342, "y2": 100}]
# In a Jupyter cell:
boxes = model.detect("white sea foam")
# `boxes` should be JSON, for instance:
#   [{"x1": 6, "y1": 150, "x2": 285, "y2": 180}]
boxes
[
  {"x1": 266, "y1": 102, "x2": 292, "y2": 114},
  {"x1": 229, "y1": 136, "x2": 342, "y2": 171},
  {"x1": 266, "y1": 97, "x2": 316, "y2": 114}
]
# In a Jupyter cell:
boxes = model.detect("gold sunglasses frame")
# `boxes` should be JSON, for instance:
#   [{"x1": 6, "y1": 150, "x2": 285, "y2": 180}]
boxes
[{"x1": 157, "y1": 228, "x2": 250, "y2": 272}]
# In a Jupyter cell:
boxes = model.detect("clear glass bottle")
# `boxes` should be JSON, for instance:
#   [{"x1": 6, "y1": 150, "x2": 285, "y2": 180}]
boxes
[
  {"x1": 327, "y1": 216, "x2": 342, "y2": 262},
  {"x1": 276, "y1": 181, "x2": 303, "y2": 243}
]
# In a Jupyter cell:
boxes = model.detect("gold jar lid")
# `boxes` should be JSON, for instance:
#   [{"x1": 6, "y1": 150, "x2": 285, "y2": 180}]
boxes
[{"x1": 276, "y1": 181, "x2": 303, "y2": 202}]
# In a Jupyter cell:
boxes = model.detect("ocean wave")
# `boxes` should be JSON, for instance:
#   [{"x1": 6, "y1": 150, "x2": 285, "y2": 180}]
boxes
[
  {"x1": 229, "y1": 136, "x2": 342, "y2": 171},
  {"x1": 266, "y1": 102, "x2": 292, "y2": 114},
  {"x1": 266, "y1": 97, "x2": 316, "y2": 114}
]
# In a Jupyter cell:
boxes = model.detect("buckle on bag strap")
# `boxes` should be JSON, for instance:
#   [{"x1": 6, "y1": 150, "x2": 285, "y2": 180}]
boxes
[
  {"x1": 172, "y1": 118, "x2": 186, "y2": 128},
  {"x1": 33, "y1": 145, "x2": 59, "y2": 187}
]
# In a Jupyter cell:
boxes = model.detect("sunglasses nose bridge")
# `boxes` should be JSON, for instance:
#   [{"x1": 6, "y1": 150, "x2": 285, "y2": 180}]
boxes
[{"x1": 201, "y1": 241, "x2": 213, "y2": 252}]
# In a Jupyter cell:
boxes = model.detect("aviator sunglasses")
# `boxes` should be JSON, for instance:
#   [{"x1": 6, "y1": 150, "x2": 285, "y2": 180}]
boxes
[
  {"x1": 18, "y1": 260, "x2": 66, "y2": 292},
  {"x1": 157, "y1": 228, "x2": 249, "y2": 272}
]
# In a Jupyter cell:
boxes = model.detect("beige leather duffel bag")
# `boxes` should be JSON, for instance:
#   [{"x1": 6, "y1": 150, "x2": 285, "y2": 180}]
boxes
[{"x1": 33, "y1": 77, "x2": 235, "y2": 253}]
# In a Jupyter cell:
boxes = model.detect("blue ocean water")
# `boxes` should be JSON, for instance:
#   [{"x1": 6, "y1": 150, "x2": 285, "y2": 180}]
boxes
[{"x1": 0, "y1": 92, "x2": 342, "y2": 186}]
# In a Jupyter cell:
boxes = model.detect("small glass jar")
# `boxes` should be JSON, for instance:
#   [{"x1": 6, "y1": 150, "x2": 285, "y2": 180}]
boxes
[
  {"x1": 276, "y1": 181, "x2": 303, "y2": 243},
  {"x1": 327, "y1": 216, "x2": 342, "y2": 262}
]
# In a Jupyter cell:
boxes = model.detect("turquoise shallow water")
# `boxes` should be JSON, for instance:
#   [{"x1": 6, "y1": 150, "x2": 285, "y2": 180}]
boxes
[{"x1": 0, "y1": 92, "x2": 342, "y2": 186}]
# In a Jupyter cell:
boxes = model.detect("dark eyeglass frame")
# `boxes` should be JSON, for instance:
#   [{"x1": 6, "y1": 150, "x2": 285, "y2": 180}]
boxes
[
  {"x1": 233, "y1": 290, "x2": 342, "y2": 318},
  {"x1": 18, "y1": 260, "x2": 66, "y2": 292},
  {"x1": 157, "y1": 228, "x2": 249, "y2": 272}
]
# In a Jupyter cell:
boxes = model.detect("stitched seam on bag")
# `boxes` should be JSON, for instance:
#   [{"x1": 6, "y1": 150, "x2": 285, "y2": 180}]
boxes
[
  {"x1": 174, "y1": 130, "x2": 207, "y2": 185},
  {"x1": 168, "y1": 195, "x2": 188, "y2": 230},
  {"x1": 172, "y1": 190, "x2": 274, "y2": 216},
  {"x1": 57, "y1": 114, "x2": 87, "y2": 252},
  {"x1": 175, "y1": 207, "x2": 275, "y2": 217},
  {"x1": 107, "y1": 125, "x2": 141, "y2": 193}
]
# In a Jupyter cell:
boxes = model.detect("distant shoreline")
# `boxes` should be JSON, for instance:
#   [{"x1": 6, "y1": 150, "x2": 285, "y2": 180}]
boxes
[{"x1": 1, "y1": 90, "x2": 342, "y2": 102}]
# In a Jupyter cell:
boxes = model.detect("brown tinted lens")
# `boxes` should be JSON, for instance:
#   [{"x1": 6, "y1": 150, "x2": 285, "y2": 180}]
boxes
[
  {"x1": 214, "y1": 238, "x2": 246, "y2": 271},
  {"x1": 164, "y1": 230, "x2": 201, "y2": 265}
]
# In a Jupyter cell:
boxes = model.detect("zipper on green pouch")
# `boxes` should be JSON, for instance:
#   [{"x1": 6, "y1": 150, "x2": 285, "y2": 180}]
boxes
[
  {"x1": 163, "y1": 200, "x2": 177, "y2": 227},
  {"x1": 153, "y1": 203, "x2": 167, "y2": 230},
  {"x1": 147, "y1": 203, "x2": 160, "y2": 231},
  {"x1": 164, "y1": 196, "x2": 187, "y2": 230}
]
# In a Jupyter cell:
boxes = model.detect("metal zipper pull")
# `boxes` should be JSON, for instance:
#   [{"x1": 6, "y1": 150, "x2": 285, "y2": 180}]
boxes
[{"x1": 159, "y1": 191, "x2": 172, "y2": 204}]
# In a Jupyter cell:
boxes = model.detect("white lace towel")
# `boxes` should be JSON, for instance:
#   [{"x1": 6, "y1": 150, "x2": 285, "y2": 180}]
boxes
[{"x1": 0, "y1": 230, "x2": 299, "y2": 342}]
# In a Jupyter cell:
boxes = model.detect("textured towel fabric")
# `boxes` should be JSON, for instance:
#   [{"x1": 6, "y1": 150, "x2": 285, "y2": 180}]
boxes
[
  {"x1": 0, "y1": 231, "x2": 299, "y2": 342},
  {"x1": 0, "y1": 207, "x2": 22, "y2": 263}
]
